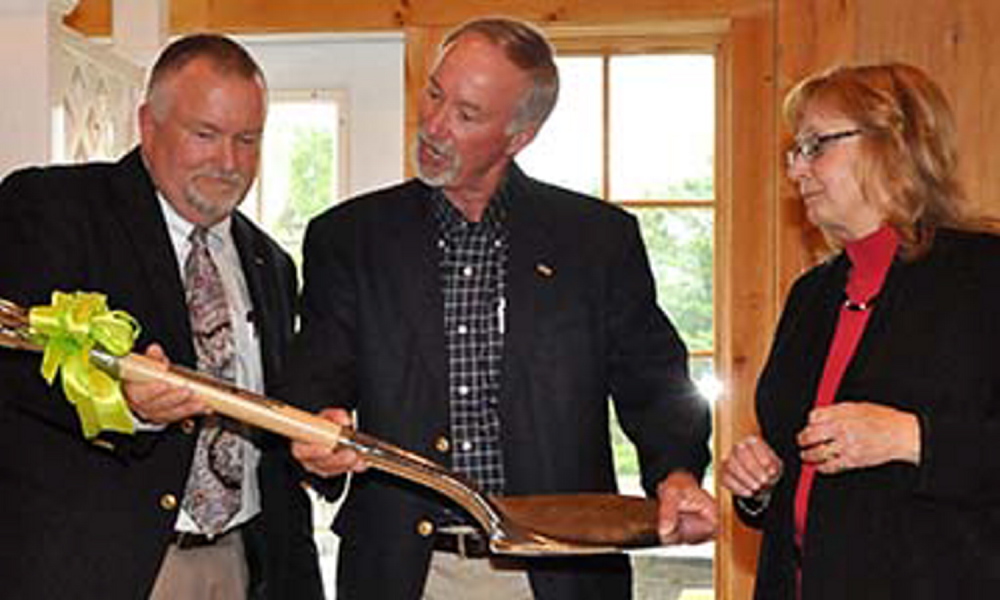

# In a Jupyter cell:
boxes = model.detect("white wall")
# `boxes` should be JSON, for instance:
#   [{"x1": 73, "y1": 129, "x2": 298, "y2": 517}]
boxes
[
  {"x1": 241, "y1": 33, "x2": 405, "y2": 199},
  {"x1": 0, "y1": 9, "x2": 54, "y2": 175}
]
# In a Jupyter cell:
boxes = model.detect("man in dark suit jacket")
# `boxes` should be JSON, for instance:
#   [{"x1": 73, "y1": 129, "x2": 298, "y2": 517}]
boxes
[
  {"x1": 0, "y1": 35, "x2": 323, "y2": 599},
  {"x1": 287, "y1": 17, "x2": 715, "y2": 600}
]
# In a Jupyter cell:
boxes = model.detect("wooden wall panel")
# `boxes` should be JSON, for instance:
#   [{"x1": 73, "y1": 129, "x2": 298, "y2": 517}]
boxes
[
  {"x1": 774, "y1": 0, "x2": 856, "y2": 294},
  {"x1": 854, "y1": 1, "x2": 1000, "y2": 219}
]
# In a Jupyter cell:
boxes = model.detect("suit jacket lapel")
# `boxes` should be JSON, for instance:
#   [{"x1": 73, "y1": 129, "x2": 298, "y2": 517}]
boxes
[
  {"x1": 502, "y1": 165, "x2": 554, "y2": 373},
  {"x1": 384, "y1": 182, "x2": 447, "y2": 390},
  {"x1": 231, "y1": 215, "x2": 281, "y2": 385},
  {"x1": 107, "y1": 148, "x2": 195, "y2": 366},
  {"x1": 786, "y1": 258, "x2": 849, "y2": 432}
]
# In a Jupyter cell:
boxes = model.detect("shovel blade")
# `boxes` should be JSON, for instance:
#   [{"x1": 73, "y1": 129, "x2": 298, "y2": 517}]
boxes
[{"x1": 487, "y1": 493, "x2": 661, "y2": 555}]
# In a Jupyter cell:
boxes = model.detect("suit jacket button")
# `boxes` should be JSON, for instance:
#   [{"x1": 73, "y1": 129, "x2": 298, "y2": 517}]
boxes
[
  {"x1": 434, "y1": 435, "x2": 450, "y2": 454},
  {"x1": 416, "y1": 519, "x2": 435, "y2": 537},
  {"x1": 159, "y1": 493, "x2": 178, "y2": 511},
  {"x1": 180, "y1": 419, "x2": 196, "y2": 435}
]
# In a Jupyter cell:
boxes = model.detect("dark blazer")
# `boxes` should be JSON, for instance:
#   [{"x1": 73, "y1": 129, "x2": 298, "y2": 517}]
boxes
[
  {"x1": 742, "y1": 229, "x2": 1000, "y2": 599},
  {"x1": 284, "y1": 164, "x2": 711, "y2": 600},
  {"x1": 0, "y1": 148, "x2": 323, "y2": 599}
]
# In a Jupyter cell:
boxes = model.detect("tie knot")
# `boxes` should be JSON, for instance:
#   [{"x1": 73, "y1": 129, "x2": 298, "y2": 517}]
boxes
[{"x1": 189, "y1": 226, "x2": 210, "y2": 247}]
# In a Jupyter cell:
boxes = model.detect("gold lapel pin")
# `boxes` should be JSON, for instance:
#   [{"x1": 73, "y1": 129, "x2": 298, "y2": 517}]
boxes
[{"x1": 536, "y1": 263, "x2": 554, "y2": 277}]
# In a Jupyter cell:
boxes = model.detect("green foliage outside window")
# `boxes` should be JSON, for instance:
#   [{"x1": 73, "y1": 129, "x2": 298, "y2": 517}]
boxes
[
  {"x1": 635, "y1": 207, "x2": 714, "y2": 353},
  {"x1": 274, "y1": 127, "x2": 335, "y2": 265},
  {"x1": 612, "y1": 176, "x2": 715, "y2": 478}
]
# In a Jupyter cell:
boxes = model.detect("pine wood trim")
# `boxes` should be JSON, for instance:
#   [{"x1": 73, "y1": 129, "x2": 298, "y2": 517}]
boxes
[
  {"x1": 66, "y1": 0, "x2": 767, "y2": 36},
  {"x1": 713, "y1": 11, "x2": 778, "y2": 600}
]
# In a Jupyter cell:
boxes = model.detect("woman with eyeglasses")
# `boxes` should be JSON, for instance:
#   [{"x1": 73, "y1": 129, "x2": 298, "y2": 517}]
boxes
[{"x1": 720, "y1": 63, "x2": 1000, "y2": 599}]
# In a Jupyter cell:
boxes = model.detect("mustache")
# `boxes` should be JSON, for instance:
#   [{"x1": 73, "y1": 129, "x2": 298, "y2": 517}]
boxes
[
  {"x1": 192, "y1": 168, "x2": 246, "y2": 187},
  {"x1": 417, "y1": 131, "x2": 454, "y2": 158}
]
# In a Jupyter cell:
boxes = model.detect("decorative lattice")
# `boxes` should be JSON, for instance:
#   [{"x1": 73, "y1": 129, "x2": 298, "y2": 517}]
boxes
[{"x1": 53, "y1": 29, "x2": 144, "y2": 163}]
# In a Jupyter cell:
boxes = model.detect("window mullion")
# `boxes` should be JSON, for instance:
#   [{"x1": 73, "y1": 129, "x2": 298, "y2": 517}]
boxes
[{"x1": 601, "y1": 53, "x2": 611, "y2": 202}]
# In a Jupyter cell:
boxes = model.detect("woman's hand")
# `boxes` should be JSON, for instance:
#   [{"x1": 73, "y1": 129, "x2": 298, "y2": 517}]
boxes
[
  {"x1": 721, "y1": 435, "x2": 784, "y2": 498},
  {"x1": 797, "y1": 402, "x2": 921, "y2": 474}
]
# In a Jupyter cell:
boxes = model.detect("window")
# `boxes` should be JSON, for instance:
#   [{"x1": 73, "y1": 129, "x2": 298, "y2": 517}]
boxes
[
  {"x1": 520, "y1": 53, "x2": 715, "y2": 379},
  {"x1": 241, "y1": 89, "x2": 348, "y2": 265},
  {"x1": 518, "y1": 50, "x2": 717, "y2": 599}
]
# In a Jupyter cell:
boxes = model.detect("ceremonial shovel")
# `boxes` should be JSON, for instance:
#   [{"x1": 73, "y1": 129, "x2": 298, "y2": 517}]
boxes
[{"x1": 0, "y1": 297, "x2": 662, "y2": 556}]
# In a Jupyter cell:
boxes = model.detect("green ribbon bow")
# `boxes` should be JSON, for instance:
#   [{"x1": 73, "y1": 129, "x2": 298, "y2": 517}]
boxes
[{"x1": 29, "y1": 291, "x2": 140, "y2": 439}]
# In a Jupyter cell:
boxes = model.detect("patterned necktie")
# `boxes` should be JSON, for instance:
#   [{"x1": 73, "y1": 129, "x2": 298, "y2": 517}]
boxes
[{"x1": 181, "y1": 226, "x2": 243, "y2": 534}]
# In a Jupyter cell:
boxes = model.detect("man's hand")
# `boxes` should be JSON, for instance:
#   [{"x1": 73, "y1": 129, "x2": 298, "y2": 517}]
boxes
[
  {"x1": 123, "y1": 344, "x2": 208, "y2": 424},
  {"x1": 291, "y1": 408, "x2": 370, "y2": 477},
  {"x1": 656, "y1": 470, "x2": 718, "y2": 545}
]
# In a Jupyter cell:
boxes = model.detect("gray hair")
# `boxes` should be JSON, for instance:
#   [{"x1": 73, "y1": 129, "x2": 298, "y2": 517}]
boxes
[
  {"x1": 443, "y1": 17, "x2": 559, "y2": 133},
  {"x1": 145, "y1": 33, "x2": 266, "y2": 120}
]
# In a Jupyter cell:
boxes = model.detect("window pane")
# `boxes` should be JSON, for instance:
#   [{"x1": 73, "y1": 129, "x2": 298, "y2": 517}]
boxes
[
  {"x1": 243, "y1": 94, "x2": 342, "y2": 264},
  {"x1": 631, "y1": 207, "x2": 714, "y2": 353},
  {"x1": 517, "y1": 56, "x2": 603, "y2": 197},
  {"x1": 609, "y1": 55, "x2": 714, "y2": 201}
]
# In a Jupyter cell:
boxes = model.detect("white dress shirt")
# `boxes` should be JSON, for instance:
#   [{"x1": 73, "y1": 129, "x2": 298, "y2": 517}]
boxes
[{"x1": 158, "y1": 194, "x2": 263, "y2": 533}]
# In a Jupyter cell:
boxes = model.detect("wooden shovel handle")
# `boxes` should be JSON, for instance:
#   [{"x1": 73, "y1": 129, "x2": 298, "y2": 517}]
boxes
[
  {"x1": 115, "y1": 352, "x2": 344, "y2": 448},
  {"x1": 110, "y1": 352, "x2": 508, "y2": 538}
]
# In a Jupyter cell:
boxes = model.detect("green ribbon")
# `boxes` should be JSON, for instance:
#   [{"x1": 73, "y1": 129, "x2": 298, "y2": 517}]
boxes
[{"x1": 29, "y1": 291, "x2": 140, "y2": 439}]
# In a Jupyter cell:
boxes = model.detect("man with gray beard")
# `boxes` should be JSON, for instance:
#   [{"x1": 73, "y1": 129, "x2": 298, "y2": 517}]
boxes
[
  {"x1": 285, "y1": 16, "x2": 716, "y2": 600},
  {"x1": 0, "y1": 34, "x2": 323, "y2": 599}
]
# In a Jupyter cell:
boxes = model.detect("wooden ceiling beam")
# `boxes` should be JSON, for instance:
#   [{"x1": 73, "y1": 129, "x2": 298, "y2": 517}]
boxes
[{"x1": 66, "y1": 0, "x2": 769, "y2": 36}]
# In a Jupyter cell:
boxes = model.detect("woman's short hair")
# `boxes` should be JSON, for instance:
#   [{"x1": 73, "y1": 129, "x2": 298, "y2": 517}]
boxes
[{"x1": 784, "y1": 63, "x2": 966, "y2": 257}]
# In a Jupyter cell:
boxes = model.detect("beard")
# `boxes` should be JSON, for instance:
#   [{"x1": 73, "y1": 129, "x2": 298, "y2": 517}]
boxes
[
  {"x1": 414, "y1": 132, "x2": 461, "y2": 187},
  {"x1": 184, "y1": 168, "x2": 249, "y2": 223}
]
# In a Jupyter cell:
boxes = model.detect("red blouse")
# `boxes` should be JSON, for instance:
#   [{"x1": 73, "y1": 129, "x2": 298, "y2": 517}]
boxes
[{"x1": 793, "y1": 225, "x2": 900, "y2": 549}]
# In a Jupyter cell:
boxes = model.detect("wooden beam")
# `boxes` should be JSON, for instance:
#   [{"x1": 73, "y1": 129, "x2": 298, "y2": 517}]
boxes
[
  {"x1": 402, "y1": 25, "x2": 448, "y2": 178},
  {"x1": 67, "y1": 0, "x2": 770, "y2": 36},
  {"x1": 714, "y1": 10, "x2": 777, "y2": 600},
  {"x1": 64, "y1": 0, "x2": 110, "y2": 34}
]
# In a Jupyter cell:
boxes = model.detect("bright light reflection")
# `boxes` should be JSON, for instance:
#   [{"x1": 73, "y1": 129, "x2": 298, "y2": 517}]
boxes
[{"x1": 696, "y1": 374, "x2": 722, "y2": 404}]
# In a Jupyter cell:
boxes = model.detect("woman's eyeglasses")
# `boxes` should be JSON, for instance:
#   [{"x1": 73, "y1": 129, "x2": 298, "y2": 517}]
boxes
[{"x1": 786, "y1": 129, "x2": 863, "y2": 167}]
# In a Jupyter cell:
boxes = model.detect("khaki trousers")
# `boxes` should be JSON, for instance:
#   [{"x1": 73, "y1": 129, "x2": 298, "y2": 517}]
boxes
[
  {"x1": 422, "y1": 551, "x2": 534, "y2": 600},
  {"x1": 149, "y1": 530, "x2": 249, "y2": 600}
]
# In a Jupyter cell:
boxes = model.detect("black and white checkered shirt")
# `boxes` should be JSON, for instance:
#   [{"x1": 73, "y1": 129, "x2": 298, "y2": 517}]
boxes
[{"x1": 433, "y1": 186, "x2": 509, "y2": 497}]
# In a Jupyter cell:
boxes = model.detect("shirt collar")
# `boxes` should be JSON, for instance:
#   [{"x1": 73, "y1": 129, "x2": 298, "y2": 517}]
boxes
[
  {"x1": 844, "y1": 224, "x2": 899, "y2": 301},
  {"x1": 431, "y1": 176, "x2": 511, "y2": 241},
  {"x1": 844, "y1": 224, "x2": 898, "y2": 275},
  {"x1": 157, "y1": 193, "x2": 233, "y2": 248}
]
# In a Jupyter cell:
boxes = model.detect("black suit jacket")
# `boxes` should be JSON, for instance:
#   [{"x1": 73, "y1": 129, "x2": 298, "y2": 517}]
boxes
[
  {"x1": 0, "y1": 148, "x2": 323, "y2": 599},
  {"x1": 284, "y1": 164, "x2": 711, "y2": 600},
  {"x1": 742, "y1": 229, "x2": 1000, "y2": 599}
]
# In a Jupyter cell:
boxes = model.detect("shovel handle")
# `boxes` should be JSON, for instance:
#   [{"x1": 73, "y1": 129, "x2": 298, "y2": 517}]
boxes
[{"x1": 112, "y1": 352, "x2": 344, "y2": 448}]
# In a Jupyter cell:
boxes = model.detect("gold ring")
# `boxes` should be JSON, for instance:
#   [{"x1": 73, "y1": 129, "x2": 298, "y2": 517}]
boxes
[{"x1": 826, "y1": 442, "x2": 839, "y2": 461}]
